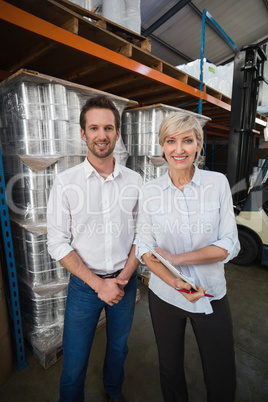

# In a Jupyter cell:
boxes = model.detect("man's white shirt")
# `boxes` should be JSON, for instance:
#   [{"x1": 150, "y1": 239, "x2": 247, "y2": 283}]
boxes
[{"x1": 47, "y1": 158, "x2": 142, "y2": 275}]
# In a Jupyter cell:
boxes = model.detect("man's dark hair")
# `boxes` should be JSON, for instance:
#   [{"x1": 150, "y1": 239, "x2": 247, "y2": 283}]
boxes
[{"x1": 79, "y1": 95, "x2": 121, "y2": 131}]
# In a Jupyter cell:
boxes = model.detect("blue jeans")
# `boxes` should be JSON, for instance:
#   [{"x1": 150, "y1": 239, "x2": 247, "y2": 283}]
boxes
[{"x1": 59, "y1": 271, "x2": 137, "y2": 401}]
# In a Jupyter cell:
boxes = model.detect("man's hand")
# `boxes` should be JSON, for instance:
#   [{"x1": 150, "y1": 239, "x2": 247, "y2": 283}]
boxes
[{"x1": 96, "y1": 278, "x2": 128, "y2": 306}]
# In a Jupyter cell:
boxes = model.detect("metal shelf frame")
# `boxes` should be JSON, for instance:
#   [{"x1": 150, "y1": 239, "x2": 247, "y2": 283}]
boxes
[
  {"x1": 0, "y1": 0, "x2": 231, "y2": 112},
  {"x1": 197, "y1": 9, "x2": 239, "y2": 166},
  {"x1": 0, "y1": 145, "x2": 27, "y2": 370},
  {"x1": 198, "y1": 9, "x2": 238, "y2": 114}
]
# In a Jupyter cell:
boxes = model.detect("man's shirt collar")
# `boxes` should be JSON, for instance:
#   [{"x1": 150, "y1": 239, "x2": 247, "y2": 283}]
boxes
[{"x1": 83, "y1": 157, "x2": 122, "y2": 180}]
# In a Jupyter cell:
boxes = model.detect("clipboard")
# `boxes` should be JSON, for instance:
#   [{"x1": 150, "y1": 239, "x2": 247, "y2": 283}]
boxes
[{"x1": 145, "y1": 244, "x2": 197, "y2": 291}]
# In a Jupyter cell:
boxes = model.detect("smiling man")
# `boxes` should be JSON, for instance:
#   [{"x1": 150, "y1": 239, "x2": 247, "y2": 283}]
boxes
[
  {"x1": 47, "y1": 95, "x2": 143, "y2": 402},
  {"x1": 81, "y1": 107, "x2": 119, "y2": 160}
]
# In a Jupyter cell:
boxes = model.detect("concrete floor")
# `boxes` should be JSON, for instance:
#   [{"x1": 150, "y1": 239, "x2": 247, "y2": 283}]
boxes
[{"x1": 0, "y1": 261, "x2": 268, "y2": 402}]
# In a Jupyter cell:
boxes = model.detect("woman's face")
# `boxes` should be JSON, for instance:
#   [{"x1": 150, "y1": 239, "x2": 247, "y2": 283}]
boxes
[{"x1": 161, "y1": 129, "x2": 200, "y2": 172}]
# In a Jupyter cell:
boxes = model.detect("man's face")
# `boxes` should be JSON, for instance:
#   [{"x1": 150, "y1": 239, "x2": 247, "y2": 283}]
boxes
[{"x1": 81, "y1": 108, "x2": 119, "y2": 159}]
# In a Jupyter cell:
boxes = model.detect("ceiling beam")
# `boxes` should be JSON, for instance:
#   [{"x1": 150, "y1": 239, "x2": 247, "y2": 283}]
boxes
[
  {"x1": 141, "y1": 30, "x2": 193, "y2": 63},
  {"x1": 142, "y1": 0, "x2": 191, "y2": 37},
  {"x1": 190, "y1": 4, "x2": 237, "y2": 52}
]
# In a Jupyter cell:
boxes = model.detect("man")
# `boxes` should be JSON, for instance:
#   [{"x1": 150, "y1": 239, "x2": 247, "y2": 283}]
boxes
[{"x1": 47, "y1": 95, "x2": 142, "y2": 402}]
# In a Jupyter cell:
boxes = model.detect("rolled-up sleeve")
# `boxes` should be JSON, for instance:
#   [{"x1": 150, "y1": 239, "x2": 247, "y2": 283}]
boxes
[
  {"x1": 211, "y1": 175, "x2": 240, "y2": 262},
  {"x1": 47, "y1": 176, "x2": 74, "y2": 261},
  {"x1": 132, "y1": 175, "x2": 144, "y2": 245},
  {"x1": 135, "y1": 185, "x2": 157, "y2": 261}
]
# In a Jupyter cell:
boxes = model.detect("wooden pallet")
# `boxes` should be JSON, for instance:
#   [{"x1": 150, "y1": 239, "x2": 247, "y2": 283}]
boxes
[
  {"x1": 32, "y1": 339, "x2": 64, "y2": 369},
  {"x1": 53, "y1": 0, "x2": 152, "y2": 49}
]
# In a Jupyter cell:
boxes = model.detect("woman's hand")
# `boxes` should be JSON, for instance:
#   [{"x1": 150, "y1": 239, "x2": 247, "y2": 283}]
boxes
[
  {"x1": 146, "y1": 252, "x2": 206, "y2": 302},
  {"x1": 154, "y1": 247, "x2": 177, "y2": 265},
  {"x1": 146, "y1": 251, "x2": 161, "y2": 263},
  {"x1": 175, "y1": 283, "x2": 207, "y2": 303}
]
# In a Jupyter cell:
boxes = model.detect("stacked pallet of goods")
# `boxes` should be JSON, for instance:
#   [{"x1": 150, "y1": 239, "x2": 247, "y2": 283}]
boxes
[{"x1": 0, "y1": 69, "x2": 134, "y2": 366}]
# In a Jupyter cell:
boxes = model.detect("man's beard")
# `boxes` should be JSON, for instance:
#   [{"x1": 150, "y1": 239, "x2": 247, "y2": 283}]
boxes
[{"x1": 86, "y1": 138, "x2": 116, "y2": 159}]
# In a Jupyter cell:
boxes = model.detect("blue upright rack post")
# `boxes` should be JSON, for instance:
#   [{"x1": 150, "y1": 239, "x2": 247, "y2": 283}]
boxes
[
  {"x1": 198, "y1": 9, "x2": 238, "y2": 115},
  {"x1": 0, "y1": 144, "x2": 27, "y2": 370},
  {"x1": 198, "y1": 9, "x2": 207, "y2": 115}
]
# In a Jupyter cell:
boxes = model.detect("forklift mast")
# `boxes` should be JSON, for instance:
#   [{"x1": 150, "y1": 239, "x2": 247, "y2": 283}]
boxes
[{"x1": 226, "y1": 44, "x2": 267, "y2": 206}]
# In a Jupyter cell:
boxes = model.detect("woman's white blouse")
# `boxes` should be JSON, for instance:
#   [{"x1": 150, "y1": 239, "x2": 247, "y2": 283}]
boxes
[{"x1": 136, "y1": 167, "x2": 240, "y2": 314}]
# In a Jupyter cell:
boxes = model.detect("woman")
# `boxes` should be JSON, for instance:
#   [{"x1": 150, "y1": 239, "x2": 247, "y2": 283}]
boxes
[{"x1": 136, "y1": 112, "x2": 240, "y2": 402}]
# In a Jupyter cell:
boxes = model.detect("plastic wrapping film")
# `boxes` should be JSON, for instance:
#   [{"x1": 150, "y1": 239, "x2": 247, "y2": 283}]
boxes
[
  {"x1": 19, "y1": 284, "x2": 67, "y2": 333},
  {"x1": 0, "y1": 79, "x2": 130, "y2": 162},
  {"x1": 177, "y1": 58, "x2": 234, "y2": 98},
  {"x1": 102, "y1": 0, "x2": 141, "y2": 34},
  {"x1": 0, "y1": 70, "x2": 135, "y2": 225},
  {"x1": 10, "y1": 222, "x2": 69, "y2": 353},
  {"x1": 19, "y1": 282, "x2": 67, "y2": 354},
  {"x1": 127, "y1": 155, "x2": 169, "y2": 183},
  {"x1": 4, "y1": 155, "x2": 85, "y2": 225},
  {"x1": 11, "y1": 223, "x2": 70, "y2": 294},
  {"x1": 122, "y1": 104, "x2": 211, "y2": 182},
  {"x1": 0, "y1": 69, "x2": 137, "y2": 354}
]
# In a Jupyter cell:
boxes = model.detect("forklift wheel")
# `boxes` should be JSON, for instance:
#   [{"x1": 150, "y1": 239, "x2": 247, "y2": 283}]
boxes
[{"x1": 231, "y1": 230, "x2": 259, "y2": 266}]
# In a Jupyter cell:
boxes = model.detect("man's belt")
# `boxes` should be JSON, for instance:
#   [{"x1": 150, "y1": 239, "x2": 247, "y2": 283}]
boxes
[{"x1": 97, "y1": 269, "x2": 123, "y2": 279}]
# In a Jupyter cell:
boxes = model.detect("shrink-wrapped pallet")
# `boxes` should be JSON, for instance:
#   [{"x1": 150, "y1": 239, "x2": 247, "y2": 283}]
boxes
[
  {"x1": 0, "y1": 69, "x2": 137, "y2": 362},
  {"x1": 103, "y1": 0, "x2": 141, "y2": 34}
]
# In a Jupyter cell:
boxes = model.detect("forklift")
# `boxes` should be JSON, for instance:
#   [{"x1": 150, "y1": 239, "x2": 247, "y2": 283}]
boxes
[
  {"x1": 226, "y1": 44, "x2": 268, "y2": 266},
  {"x1": 232, "y1": 156, "x2": 268, "y2": 266}
]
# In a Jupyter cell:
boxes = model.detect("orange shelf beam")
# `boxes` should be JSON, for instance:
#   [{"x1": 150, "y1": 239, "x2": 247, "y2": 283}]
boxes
[{"x1": 0, "y1": 0, "x2": 231, "y2": 111}]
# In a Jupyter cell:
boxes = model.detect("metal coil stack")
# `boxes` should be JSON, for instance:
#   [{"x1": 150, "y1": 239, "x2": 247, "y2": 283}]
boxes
[
  {"x1": 122, "y1": 105, "x2": 165, "y2": 158},
  {"x1": 122, "y1": 104, "x2": 211, "y2": 183},
  {"x1": 0, "y1": 70, "x2": 136, "y2": 356}
]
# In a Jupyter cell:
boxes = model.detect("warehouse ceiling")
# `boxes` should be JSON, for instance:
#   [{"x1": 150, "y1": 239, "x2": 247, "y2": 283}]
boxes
[{"x1": 140, "y1": 0, "x2": 268, "y2": 67}]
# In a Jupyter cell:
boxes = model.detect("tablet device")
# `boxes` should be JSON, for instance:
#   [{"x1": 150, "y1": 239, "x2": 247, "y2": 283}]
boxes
[{"x1": 145, "y1": 244, "x2": 197, "y2": 291}]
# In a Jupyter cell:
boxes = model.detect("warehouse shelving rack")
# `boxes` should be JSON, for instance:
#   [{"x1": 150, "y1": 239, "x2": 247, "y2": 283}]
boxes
[
  {"x1": 1, "y1": 1, "x2": 267, "y2": 130},
  {"x1": 197, "y1": 8, "x2": 239, "y2": 169},
  {"x1": 0, "y1": 145, "x2": 28, "y2": 370}
]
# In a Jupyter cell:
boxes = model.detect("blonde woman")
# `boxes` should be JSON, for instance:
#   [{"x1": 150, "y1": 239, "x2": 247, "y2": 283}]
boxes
[{"x1": 136, "y1": 112, "x2": 240, "y2": 402}]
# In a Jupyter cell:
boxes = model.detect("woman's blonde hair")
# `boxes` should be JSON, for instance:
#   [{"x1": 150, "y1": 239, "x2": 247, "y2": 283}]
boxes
[{"x1": 159, "y1": 112, "x2": 204, "y2": 161}]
